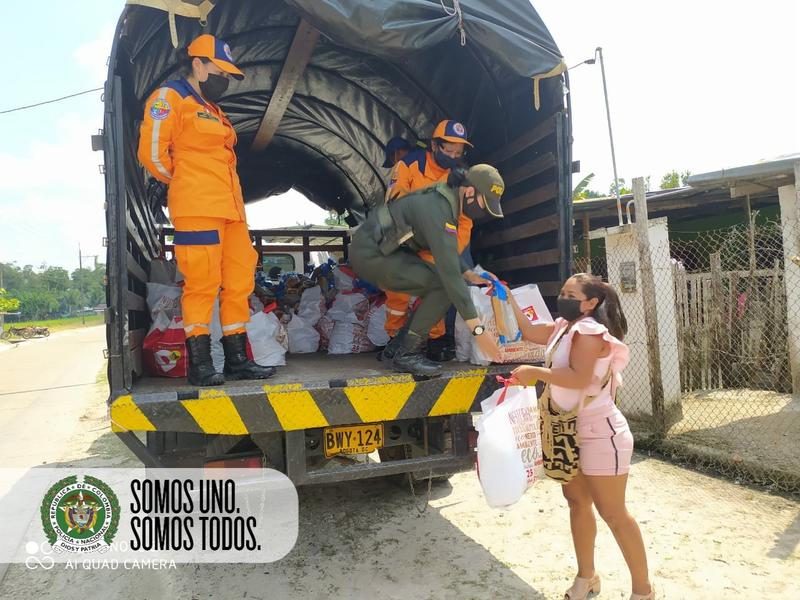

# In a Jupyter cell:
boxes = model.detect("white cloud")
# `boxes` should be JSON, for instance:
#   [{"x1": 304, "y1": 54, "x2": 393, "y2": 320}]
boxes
[
  {"x1": 0, "y1": 112, "x2": 105, "y2": 271},
  {"x1": 536, "y1": 0, "x2": 799, "y2": 192},
  {"x1": 73, "y1": 24, "x2": 115, "y2": 84}
]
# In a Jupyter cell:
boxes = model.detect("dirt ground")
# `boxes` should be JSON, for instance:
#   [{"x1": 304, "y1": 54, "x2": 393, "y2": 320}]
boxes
[
  {"x1": 0, "y1": 363, "x2": 797, "y2": 599},
  {"x1": 668, "y1": 389, "x2": 800, "y2": 479}
]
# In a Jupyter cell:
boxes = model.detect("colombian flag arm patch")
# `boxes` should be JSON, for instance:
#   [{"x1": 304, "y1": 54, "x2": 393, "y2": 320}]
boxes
[{"x1": 444, "y1": 222, "x2": 457, "y2": 235}]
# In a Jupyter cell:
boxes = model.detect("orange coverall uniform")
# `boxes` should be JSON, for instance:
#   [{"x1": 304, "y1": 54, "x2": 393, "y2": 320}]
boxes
[
  {"x1": 138, "y1": 78, "x2": 257, "y2": 338},
  {"x1": 384, "y1": 149, "x2": 473, "y2": 338}
]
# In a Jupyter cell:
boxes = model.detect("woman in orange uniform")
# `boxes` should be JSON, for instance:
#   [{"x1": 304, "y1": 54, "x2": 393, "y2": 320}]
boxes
[
  {"x1": 138, "y1": 34, "x2": 275, "y2": 386},
  {"x1": 383, "y1": 120, "x2": 488, "y2": 361}
]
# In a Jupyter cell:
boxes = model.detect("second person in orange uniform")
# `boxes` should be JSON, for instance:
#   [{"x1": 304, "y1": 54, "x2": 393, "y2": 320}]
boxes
[
  {"x1": 138, "y1": 34, "x2": 275, "y2": 387},
  {"x1": 383, "y1": 120, "x2": 477, "y2": 360}
]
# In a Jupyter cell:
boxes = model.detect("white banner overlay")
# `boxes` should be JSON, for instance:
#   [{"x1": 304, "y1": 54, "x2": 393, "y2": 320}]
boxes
[{"x1": 0, "y1": 468, "x2": 298, "y2": 564}]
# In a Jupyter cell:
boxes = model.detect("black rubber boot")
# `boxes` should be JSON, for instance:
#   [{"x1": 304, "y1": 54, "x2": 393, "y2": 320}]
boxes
[
  {"x1": 426, "y1": 336, "x2": 456, "y2": 363},
  {"x1": 379, "y1": 332, "x2": 403, "y2": 362},
  {"x1": 185, "y1": 334, "x2": 225, "y2": 387},
  {"x1": 221, "y1": 332, "x2": 276, "y2": 380},
  {"x1": 392, "y1": 331, "x2": 442, "y2": 378}
]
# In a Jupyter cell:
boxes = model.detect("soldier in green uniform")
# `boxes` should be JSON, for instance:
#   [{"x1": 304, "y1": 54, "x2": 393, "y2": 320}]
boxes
[{"x1": 350, "y1": 164, "x2": 505, "y2": 377}]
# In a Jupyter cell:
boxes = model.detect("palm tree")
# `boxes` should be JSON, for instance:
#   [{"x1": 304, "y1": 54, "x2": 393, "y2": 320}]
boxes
[{"x1": 573, "y1": 173, "x2": 597, "y2": 201}]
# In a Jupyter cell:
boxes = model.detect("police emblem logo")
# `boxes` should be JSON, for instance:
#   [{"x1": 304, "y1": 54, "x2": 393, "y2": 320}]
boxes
[
  {"x1": 150, "y1": 98, "x2": 171, "y2": 120},
  {"x1": 490, "y1": 184, "x2": 504, "y2": 196},
  {"x1": 41, "y1": 475, "x2": 120, "y2": 554},
  {"x1": 223, "y1": 43, "x2": 234, "y2": 61},
  {"x1": 452, "y1": 122, "x2": 466, "y2": 136}
]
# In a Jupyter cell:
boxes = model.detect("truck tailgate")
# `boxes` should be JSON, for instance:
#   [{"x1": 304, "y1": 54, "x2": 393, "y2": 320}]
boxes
[{"x1": 110, "y1": 354, "x2": 512, "y2": 435}]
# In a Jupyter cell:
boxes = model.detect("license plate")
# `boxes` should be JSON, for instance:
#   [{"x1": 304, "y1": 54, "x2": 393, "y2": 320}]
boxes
[{"x1": 323, "y1": 423, "x2": 384, "y2": 458}]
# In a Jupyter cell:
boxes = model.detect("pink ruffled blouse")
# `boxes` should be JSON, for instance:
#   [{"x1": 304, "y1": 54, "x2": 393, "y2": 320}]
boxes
[{"x1": 545, "y1": 317, "x2": 630, "y2": 417}]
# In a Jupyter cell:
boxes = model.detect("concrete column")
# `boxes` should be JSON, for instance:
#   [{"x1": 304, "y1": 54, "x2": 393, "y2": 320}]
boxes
[
  {"x1": 595, "y1": 218, "x2": 682, "y2": 420},
  {"x1": 778, "y1": 170, "x2": 800, "y2": 394}
]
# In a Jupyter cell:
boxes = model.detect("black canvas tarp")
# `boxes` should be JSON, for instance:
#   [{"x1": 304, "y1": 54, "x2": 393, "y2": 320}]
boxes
[{"x1": 116, "y1": 0, "x2": 566, "y2": 217}]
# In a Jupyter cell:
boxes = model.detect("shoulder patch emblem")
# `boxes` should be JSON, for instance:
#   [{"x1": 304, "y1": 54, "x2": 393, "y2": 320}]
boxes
[
  {"x1": 444, "y1": 222, "x2": 457, "y2": 235},
  {"x1": 150, "y1": 98, "x2": 171, "y2": 120}
]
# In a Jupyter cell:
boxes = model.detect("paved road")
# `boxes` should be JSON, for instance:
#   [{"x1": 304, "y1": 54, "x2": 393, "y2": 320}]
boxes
[{"x1": 0, "y1": 326, "x2": 106, "y2": 467}]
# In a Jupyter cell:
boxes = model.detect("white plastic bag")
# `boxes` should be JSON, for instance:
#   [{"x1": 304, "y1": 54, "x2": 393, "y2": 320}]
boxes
[
  {"x1": 327, "y1": 292, "x2": 369, "y2": 324},
  {"x1": 332, "y1": 265, "x2": 356, "y2": 291},
  {"x1": 246, "y1": 310, "x2": 287, "y2": 366},
  {"x1": 328, "y1": 322, "x2": 375, "y2": 355},
  {"x1": 297, "y1": 286, "x2": 324, "y2": 326},
  {"x1": 315, "y1": 313, "x2": 335, "y2": 352},
  {"x1": 476, "y1": 384, "x2": 543, "y2": 508},
  {"x1": 454, "y1": 315, "x2": 472, "y2": 362},
  {"x1": 366, "y1": 300, "x2": 390, "y2": 347},
  {"x1": 287, "y1": 314, "x2": 320, "y2": 354},
  {"x1": 146, "y1": 282, "x2": 182, "y2": 327},
  {"x1": 470, "y1": 284, "x2": 553, "y2": 365}
]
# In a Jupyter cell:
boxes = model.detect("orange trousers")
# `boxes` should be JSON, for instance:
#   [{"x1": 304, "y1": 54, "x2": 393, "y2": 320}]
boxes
[
  {"x1": 384, "y1": 291, "x2": 446, "y2": 339},
  {"x1": 172, "y1": 217, "x2": 257, "y2": 338}
]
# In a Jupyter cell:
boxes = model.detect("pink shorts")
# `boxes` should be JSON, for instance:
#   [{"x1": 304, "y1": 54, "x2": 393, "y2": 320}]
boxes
[{"x1": 577, "y1": 411, "x2": 634, "y2": 476}]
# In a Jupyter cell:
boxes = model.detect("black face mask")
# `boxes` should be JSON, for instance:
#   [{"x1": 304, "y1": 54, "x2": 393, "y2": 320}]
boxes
[
  {"x1": 557, "y1": 297, "x2": 585, "y2": 321},
  {"x1": 463, "y1": 193, "x2": 486, "y2": 221},
  {"x1": 199, "y1": 73, "x2": 229, "y2": 103},
  {"x1": 433, "y1": 149, "x2": 462, "y2": 170}
]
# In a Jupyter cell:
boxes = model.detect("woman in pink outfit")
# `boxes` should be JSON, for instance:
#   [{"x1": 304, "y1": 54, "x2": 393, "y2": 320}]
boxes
[{"x1": 509, "y1": 273, "x2": 653, "y2": 600}]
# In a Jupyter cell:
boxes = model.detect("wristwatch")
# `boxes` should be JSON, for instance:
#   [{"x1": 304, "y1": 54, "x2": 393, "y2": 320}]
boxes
[{"x1": 471, "y1": 325, "x2": 485, "y2": 337}]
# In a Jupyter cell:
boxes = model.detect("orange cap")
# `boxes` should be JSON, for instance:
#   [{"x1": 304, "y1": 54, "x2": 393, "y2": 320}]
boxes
[
  {"x1": 187, "y1": 34, "x2": 245, "y2": 81},
  {"x1": 431, "y1": 120, "x2": 473, "y2": 147}
]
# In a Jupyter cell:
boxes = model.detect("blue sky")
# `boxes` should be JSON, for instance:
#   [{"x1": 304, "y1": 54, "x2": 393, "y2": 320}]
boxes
[{"x1": 1, "y1": 0, "x2": 798, "y2": 272}]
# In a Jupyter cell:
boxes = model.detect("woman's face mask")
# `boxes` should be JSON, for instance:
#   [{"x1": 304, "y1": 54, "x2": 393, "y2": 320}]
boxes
[{"x1": 199, "y1": 73, "x2": 230, "y2": 102}]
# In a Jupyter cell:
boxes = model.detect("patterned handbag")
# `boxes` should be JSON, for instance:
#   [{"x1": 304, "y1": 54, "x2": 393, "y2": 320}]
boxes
[{"x1": 539, "y1": 326, "x2": 613, "y2": 484}]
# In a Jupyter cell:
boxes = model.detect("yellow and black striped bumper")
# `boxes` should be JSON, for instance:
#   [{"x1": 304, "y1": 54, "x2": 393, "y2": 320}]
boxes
[{"x1": 110, "y1": 368, "x2": 506, "y2": 435}]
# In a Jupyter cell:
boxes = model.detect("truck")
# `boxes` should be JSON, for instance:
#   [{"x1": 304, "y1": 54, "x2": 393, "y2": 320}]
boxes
[{"x1": 99, "y1": 0, "x2": 573, "y2": 486}]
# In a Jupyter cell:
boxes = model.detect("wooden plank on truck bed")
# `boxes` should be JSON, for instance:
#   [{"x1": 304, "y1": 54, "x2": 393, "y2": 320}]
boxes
[
  {"x1": 126, "y1": 290, "x2": 147, "y2": 312},
  {"x1": 109, "y1": 355, "x2": 523, "y2": 435},
  {"x1": 501, "y1": 182, "x2": 557, "y2": 217},
  {"x1": 486, "y1": 115, "x2": 556, "y2": 165},
  {"x1": 474, "y1": 214, "x2": 559, "y2": 249}
]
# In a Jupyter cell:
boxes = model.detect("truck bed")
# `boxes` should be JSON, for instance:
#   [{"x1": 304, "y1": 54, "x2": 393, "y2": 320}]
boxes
[{"x1": 111, "y1": 354, "x2": 514, "y2": 436}]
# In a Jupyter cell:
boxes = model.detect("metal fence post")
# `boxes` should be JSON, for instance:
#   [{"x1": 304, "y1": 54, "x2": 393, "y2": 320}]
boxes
[{"x1": 632, "y1": 177, "x2": 667, "y2": 434}]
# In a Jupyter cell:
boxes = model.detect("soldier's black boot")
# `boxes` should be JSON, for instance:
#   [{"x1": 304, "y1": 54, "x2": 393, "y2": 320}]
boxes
[
  {"x1": 392, "y1": 331, "x2": 442, "y2": 378},
  {"x1": 221, "y1": 332, "x2": 276, "y2": 380},
  {"x1": 186, "y1": 334, "x2": 225, "y2": 387},
  {"x1": 379, "y1": 324, "x2": 409, "y2": 361},
  {"x1": 426, "y1": 336, "x2": 456, "y2": 363}
]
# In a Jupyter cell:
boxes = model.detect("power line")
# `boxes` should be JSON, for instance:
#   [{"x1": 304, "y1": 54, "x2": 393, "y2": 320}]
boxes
[{"x1": 0, "y1": 87, "x2": 104, "y2": 115}]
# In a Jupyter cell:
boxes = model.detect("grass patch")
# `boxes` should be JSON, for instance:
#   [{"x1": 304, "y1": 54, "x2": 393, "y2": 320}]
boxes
[{"x1": 2, "y1": 315, "x2": 103, "y2": 333}]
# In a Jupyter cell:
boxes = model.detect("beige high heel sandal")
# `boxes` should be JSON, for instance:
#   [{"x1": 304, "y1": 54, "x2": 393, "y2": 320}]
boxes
[
  {"x1": 564, "y1": 574, "x2": 601, "y2": 600},
  {"x1": 629, "y1": 584, "x2": 655, "y2": 600}
]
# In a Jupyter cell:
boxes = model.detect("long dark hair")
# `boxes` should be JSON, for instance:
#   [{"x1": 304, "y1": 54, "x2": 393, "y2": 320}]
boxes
[{"x1": 571, "y1": 273, "x2": 628, "y2": 341}]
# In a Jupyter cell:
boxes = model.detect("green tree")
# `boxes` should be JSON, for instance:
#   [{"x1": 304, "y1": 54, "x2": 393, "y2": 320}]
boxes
[
  {"x1": 659, "y1": 169, "x2": 692, "y2": 190},
  {"x1": 572, "y1": 173, "x2": 603, "y2": 201},
  {"x1": 0, "y1": 288, "x2": 20, "y2": 313},
  {"x1": 609, "y1": 178, "x2": 632, "y2": 196},
  {"x1": 324, "y1": 210, "x2": 345, "y2": 226},
  {"x1": 17, "y1": 289, "x2": 59, "y2": 320}
]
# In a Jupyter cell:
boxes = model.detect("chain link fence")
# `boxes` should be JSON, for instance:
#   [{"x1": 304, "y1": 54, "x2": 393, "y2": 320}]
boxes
[{"x1": 583, "y1": 215, "x2": 800, "y2": 495}]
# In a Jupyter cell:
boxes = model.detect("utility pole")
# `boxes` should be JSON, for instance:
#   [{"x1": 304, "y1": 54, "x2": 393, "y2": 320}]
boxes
[{"x1": 78, "y1": 244, "x2": 85, "y2": 325}]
